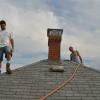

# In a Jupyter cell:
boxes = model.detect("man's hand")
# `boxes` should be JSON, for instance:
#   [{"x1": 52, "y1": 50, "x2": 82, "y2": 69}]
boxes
[
  {"x1": 10, "y1": 48, "x2": 14, "y2": 57},
  {"x1": 11, "y1": 48, "x2": 14, "y2": 53}
]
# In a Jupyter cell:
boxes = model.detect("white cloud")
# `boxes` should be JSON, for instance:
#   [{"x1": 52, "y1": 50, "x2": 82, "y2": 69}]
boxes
[
  {"x1": 0, "y1": 1, "x2": 61, "y2": 65},
  {"x1": 0, "y1": 0, "x2": 100, "y2": 71},
  {"x1": 59, "y1": 0, "x2": 100, "y2": 70}
]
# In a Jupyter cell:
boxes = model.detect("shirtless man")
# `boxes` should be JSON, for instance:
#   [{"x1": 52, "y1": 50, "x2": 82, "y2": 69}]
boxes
[{"x1": 69, "y1": 46, "x2": 83, "y2": 64}]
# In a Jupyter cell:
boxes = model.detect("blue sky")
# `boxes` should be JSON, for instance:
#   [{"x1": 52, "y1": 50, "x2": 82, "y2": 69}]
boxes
[{"x1": 0, "y1": 0, "x2": 100, "y2": 71}]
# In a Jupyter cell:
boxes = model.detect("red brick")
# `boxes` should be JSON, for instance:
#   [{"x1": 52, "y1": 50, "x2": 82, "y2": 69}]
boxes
[{"x1": 48, "y1": 36, "x2": 62, "y2": 61}]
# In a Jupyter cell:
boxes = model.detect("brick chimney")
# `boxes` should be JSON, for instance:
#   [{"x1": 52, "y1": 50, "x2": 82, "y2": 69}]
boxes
[{"x1": 47, "y1": 28, "x2": 63, "y2": 61}]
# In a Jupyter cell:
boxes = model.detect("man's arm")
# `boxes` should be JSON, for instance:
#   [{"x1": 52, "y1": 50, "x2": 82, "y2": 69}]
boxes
[
  {"x1": 10, "y1": 38, "x2": 14, "y2": 50},
  {"x1": 70, "y1": 54, "x2": 72, "y2": 61},
  {"x1": 77, "y1": 51, "x2": 83, "y2": 64},
  {"x1": 10, "y1": 34, "x2": 14, "y2": 53}
]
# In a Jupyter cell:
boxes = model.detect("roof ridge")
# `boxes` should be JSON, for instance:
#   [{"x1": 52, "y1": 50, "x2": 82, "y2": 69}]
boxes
[
  {"x1": 1, "y1": 60, "x2": 43, "y2": 75},
  {"x1": 1, "y1": 59, "x2": 100, "y2": 75},
  {"x1": 0, "y1": 59, "x2": 100, "y2": 100},
  {"x1": 63, "y1": 59, "x2": 100, "y2": 73}
]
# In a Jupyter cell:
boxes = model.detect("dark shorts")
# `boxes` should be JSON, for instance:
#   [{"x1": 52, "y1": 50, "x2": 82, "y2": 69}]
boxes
[{"x1": 0, "y1": 46, "x2": 10, "y2": 61}]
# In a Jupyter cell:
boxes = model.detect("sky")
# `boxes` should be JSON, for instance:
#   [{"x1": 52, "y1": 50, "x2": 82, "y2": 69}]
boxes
[{"x1": 0, "y1": 0, "x2": 100, "y2": 71}]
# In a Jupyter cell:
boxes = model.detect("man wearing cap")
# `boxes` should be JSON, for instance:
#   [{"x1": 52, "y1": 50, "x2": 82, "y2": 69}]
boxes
[{"x1": 0, "y1": 20, "x2": 14, "y2": 74}]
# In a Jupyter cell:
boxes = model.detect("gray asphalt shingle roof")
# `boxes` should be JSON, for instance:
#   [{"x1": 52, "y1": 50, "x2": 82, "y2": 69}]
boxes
[{"x1": 0, "y1": 60, "x2": 100, "y2": 100}]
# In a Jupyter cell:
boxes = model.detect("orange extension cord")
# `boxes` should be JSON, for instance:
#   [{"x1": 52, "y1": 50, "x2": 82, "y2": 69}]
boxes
[{"x1": 40, "y1": 63, "x2": 81, "y2": 100}]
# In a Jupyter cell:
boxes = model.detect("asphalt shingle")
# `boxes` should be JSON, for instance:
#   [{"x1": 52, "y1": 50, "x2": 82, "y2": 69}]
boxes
[{"x1": 0, "y1": 60, "x2": 100, "y2": 100}]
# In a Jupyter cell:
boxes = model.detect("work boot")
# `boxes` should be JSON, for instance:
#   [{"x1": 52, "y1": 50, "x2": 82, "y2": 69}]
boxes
[{"x1": 6, "y1": 63, "x2": 12, "y2": 74}]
